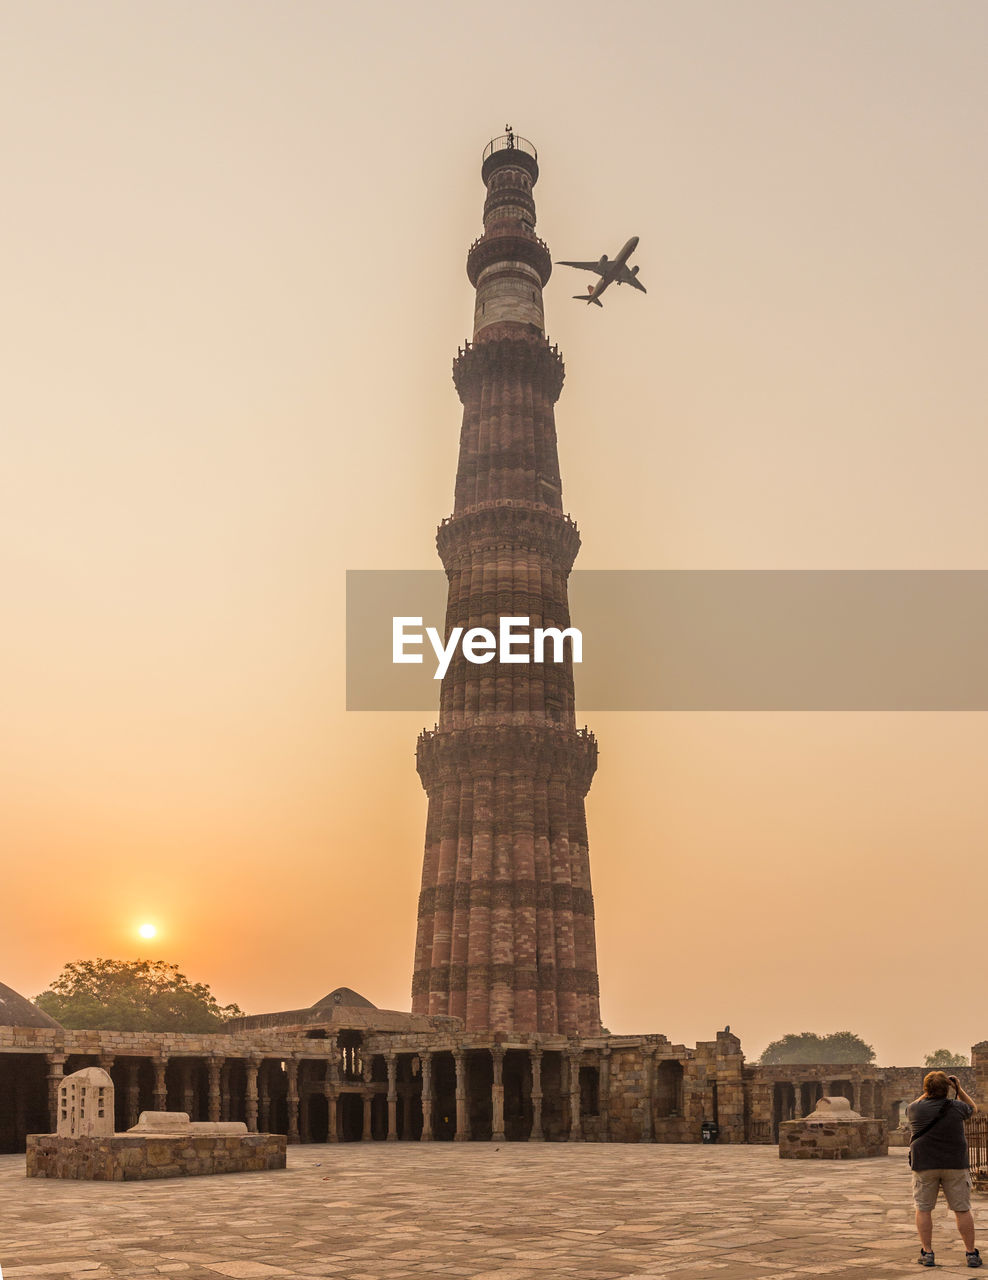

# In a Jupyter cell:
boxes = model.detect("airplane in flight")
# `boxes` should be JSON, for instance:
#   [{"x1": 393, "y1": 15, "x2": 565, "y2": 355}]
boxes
[{"x1": 556, "y1": 236, "x2": 646, "y2": 307}]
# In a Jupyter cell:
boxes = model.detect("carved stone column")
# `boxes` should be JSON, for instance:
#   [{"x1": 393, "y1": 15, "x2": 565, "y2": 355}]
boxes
[
  {"x1": 420, "y1": 1052, "x2": 434, "y2": 1141},
  {"x1": 529, "y1": 1045, "x2": 544, "y2": 1141},
  {"x1": 285, "y1": 1058, "x2": 300, "y2": 1144},
  {"x1": 599, "y1": 1046, "x2": 611, "y2": 1142},
  {"x1": 259, "y1": 1063, "x2": 271, "y2": 1132},
  {"x1": 299, "y1": 1062, "x2": 312, "y2": 1143},
  {"x1": 123, "y1": 1060, "x2": 141, "y2": 1129},
  {"x1": 245, "y1": 1057, "x2": 259, "y2": 1133},
  {"x1": 850, "y1": 1081, "x2": 860, "y2": 1113},
  {"x1": 362, "y1": 1055, "x2": 375, "y2": 1141},
  {"x1": 45, "y1": 1053, "x2": 66, "y2": 1132},
  {"x1": 386, "y1": 1054, "x2": 398, "y2": 1142},
  {"x1": 453, "y1": 1049, "x2": 469, "y2": 1142},
  {"x1": 325, "y1": 1075, "x2": 338, "y2": 1143},
  {"x1": 642, "y1": 1047, "x2": 656, "y2": 1142},
  {"x1": 180, "y1": 1060, "x2": 194, "y2": 1118},
  {"x1": 568, "y1": 1046, "x2": 583, "y2": 1142},
  {"x1": 491, "y1": 1046, "x2": 506, "y2": 1142},
  {"x1": 208, "y1": 1057, "x2": 223, "y2": 1122},
  {"x1": 220, "y1": 1063, "x2": 231, "y2": 1121},
  {"x1": 153, "y1": 1056, "x2": 168, "y2": 1111}
]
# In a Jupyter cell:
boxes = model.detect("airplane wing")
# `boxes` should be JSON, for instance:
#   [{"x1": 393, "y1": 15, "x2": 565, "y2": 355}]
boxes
[
  {"x1": 618, "y1": 264, "x2": 647, "y2": 292},
  {"x1": 556, "y1": 260, "x2": 604, "y2": 275}
]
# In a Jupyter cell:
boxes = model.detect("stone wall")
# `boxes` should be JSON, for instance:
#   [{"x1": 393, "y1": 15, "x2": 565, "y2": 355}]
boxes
[
  {"x1": 26, "y1": 1132, "x2": 286, "y2": 1180},
  {"x1": 780, "y1": 1115, "x2": 887, "y2": 1160},
  {"x1": 4, "y1": 1023, "x2": 985, "y2": 1152}
]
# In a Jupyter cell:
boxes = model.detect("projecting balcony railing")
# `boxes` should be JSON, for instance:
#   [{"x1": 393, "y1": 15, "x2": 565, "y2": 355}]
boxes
[{"x1": 484, "y1": 133, "x2": 537, "y2": 163}]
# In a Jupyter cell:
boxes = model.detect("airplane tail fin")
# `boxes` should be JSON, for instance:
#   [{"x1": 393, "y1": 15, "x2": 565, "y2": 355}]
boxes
[{"x1": 573, "y1": 294, "x2": 604, "y2": 307}]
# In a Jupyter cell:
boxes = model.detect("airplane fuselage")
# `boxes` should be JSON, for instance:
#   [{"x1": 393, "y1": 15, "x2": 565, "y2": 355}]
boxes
[
  {"x1": 557, "y1": 235, "x2": 645, "y2": 306},
  {"x1": 588, "y1": 236, "x2": 639, "y2": 302}
]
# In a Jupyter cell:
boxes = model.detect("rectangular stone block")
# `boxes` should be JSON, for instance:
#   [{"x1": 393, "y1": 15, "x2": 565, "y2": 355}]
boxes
[{"x1": 26, "y1": 1132, "x2": 287, "y2": 1180}]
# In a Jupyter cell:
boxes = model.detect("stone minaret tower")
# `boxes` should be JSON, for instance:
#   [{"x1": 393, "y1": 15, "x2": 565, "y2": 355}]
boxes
[{"x1": 412, "y1": 134, "x2": 601, "y2": 1038}]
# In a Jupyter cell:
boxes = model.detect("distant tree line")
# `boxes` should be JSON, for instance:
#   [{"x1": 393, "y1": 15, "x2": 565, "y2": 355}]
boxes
[
  {"x1": 35, "y1": 958, "x2": 244, "y2": 1032},
  {"x1": 759, "y1": 1031, "x2": 875, "y2": 1064},
  {"x1": 759, "y1": 1032, "x2": 971, "y2": 1067}
]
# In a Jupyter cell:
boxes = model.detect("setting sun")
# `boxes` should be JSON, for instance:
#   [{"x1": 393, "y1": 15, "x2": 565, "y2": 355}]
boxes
[{"x1": 138, "y1": 923, "x2": 157, "y2": 940}]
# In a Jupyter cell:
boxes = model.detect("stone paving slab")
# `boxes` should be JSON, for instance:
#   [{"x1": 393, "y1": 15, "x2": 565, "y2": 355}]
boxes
[{"x1": 0, "y1": 1144, "x2": 980, "y2": 1279}]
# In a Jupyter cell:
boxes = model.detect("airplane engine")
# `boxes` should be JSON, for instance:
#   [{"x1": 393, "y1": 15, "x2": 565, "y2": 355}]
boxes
[
  {"x1": 631, "y1": 264, "x2": 639, "y2": 275},
  {"x1": 597, "y1": 255, "x2": 608, "y2": 272}
]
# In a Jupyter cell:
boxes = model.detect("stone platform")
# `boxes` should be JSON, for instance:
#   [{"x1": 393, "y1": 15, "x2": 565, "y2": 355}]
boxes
[
  {"x1": 0, "y1": 1142, "x2": 977, "y2": 1278},
  {"x1": 26, "y1": 1131, "x2": 286, "y2": 1181},
  {"x1": 780, "y1": 1095, "x2": 888, "y2": 1160}
]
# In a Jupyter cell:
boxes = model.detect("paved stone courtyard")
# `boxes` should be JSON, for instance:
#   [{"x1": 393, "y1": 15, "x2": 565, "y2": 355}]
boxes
[{"x1": 0, "y1": 1144, "x2": 981, "y2": 1279}]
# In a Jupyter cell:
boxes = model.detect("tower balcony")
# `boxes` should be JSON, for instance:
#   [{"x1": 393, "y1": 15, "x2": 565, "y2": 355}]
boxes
[
  {"x1": 482, "y1": 133, "x2": 539, "y2": 185},
  {"x1": 466, "y1": 231, "x2": 553, "y2": 289}
]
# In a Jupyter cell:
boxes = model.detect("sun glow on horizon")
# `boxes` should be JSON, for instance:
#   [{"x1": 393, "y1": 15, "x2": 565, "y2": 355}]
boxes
[{"x1": 138, "y1": 923, "x2": 157, "y2": 939}]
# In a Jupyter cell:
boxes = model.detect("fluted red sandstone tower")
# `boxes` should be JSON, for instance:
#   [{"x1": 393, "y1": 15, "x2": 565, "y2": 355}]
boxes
[{"x1": 412, "y1": 135, "x2": 601, "y2": 1038}]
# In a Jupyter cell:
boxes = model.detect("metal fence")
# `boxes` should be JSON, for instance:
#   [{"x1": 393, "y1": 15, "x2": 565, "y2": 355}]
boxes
[
  {"x1": 483, "y1": 133, "x2": 537, "y2": 163},
  {"x1": 968, "y1": 1114, "x2": 988, "y2": 1180}
]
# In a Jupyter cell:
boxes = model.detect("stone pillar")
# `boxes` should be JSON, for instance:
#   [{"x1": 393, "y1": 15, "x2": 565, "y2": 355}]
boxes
[
  {"x1": 259, "y1": 1064, "x2": 271, "y2": 1132},
  {"x1": 529, "y1": 1046, "x2": 544, "y2": 1141},
  {"x1": 245, "y1": 1057, "x2": 259, "y2": 1133},
  {"x1": 208, "y1": 1057, "x2": 223, "y2": 1122},
  {"x1": 220, "y1": 1063, "x2": 231, "y2": 1121},
  {"x1": 386, "y1": 1054, "x2": 398, "y2": 1142},
  {"x1": 285, "y1": 1058, "x2": 300, "y2": 1144},
  {"x1": 820, "y1": 1079, "x2": 832, "y2": 1100},
  {"x1": 45, "y1": 1053, "x2": 66, "y2": 1132},
  {"x1": 850, "y1": 1081, "x2": 859, "y2": 1113},
  {"x1": 420, "y1": 1052, "x2": 434, "y2": 1141},
  {"x1": 153, "y1": 1056, "x2": 168, "y2": 1111},
  {"x1": 454, "y1": 1049, "x2": 469, "y2": 1142},
  {"x1": 642, "y1": 1047, "x2": 656, "y2": 1143},
  {"x1": 362, "y1": 1056, "x2": 375, "y2": 1141},
  {"x1": 491, "y1": 1046, "x2": 506, "y2": 1143},
  {"x1": 327, "y1": 1089, "x2": 339, "y2": 1142},
  {"x1": 568, "y1": 1047, "x2": 583, "y2": 1142},
  {"x1": 599, "y1": 1046, "x2": 611, "y2": 1142},
  {"x1": 125, "y1": 1060, "x2": 141, "y2": 1129},
  {"x1": 180, "y1": 1061, "x2": 194, "y2": 1118},
  {"x1": 300, "y1": 1063, "x2": 312, "y2": 1144},
  {"x1": 401, "y1": 1087, "x2": 414, "y2": 1140}
]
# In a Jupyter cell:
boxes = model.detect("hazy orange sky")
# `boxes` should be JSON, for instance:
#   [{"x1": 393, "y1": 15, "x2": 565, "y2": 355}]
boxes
[{"x1": 3, "y1": 1, "x2": 987, "y2": 1066}]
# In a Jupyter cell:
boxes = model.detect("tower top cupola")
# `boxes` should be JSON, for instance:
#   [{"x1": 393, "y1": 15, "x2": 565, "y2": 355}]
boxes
[{"x1": 467, "y1": 130, "x2": 552, "y2": 342}]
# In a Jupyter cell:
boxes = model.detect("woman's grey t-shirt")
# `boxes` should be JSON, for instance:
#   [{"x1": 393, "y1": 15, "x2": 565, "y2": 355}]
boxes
[{"x1": 907, "y1": 1097, "x2": 974, "y2": 1171}]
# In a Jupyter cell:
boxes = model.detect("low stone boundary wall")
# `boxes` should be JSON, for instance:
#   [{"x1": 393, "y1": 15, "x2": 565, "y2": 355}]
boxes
[
  {"x1": 26, "y1": 1133, "x2": 286, "y2": 1181},
  {"x1": 780, "y1": 1117, "x2": 887, "y2": 1159}
]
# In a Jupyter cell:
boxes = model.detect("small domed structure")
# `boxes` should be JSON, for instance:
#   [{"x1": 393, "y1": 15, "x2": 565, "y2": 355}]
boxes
[
  {"x1": 0, "y1": 981, "x2": 62, "y2": 1029},
  {"x1": 311, "y1": 986, "x2": 376, "y2": 1011}
]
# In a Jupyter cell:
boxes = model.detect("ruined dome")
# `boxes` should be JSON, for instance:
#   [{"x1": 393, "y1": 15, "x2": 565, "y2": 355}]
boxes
[
  {"x1": 311, "y1": 986, "x2": 376, "y2": 1011},
  {"x1": 0, "y1": 981, "x2": 63, "y2": 1029}
]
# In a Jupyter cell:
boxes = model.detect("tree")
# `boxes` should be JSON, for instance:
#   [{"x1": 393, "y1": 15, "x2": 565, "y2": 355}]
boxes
[
  {"x1": 924, "y1": 1048, "x2": 969, "y2": 1068},
  {"x1": 759, "y1": 1031, "x2": 876, "y2": 1065},
  {"x1": 35, "y1": 959, "x2": 245, "y2": 1032}
]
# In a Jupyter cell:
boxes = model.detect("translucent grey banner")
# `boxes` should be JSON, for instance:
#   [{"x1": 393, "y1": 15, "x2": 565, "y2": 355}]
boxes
[{"x1": 346, "y1": 570, "x2": 988, "y2": 711}]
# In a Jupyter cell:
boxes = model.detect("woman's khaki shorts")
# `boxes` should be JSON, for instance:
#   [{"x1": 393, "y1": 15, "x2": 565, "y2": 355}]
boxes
[{"x1": 912, "y1": 1168, "x2": 973, "y2": 1213}]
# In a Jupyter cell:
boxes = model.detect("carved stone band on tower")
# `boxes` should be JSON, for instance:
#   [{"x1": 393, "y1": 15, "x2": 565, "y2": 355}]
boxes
[{"x1": 411, "y1": 135, "x2": 602, "y2": 1038}]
